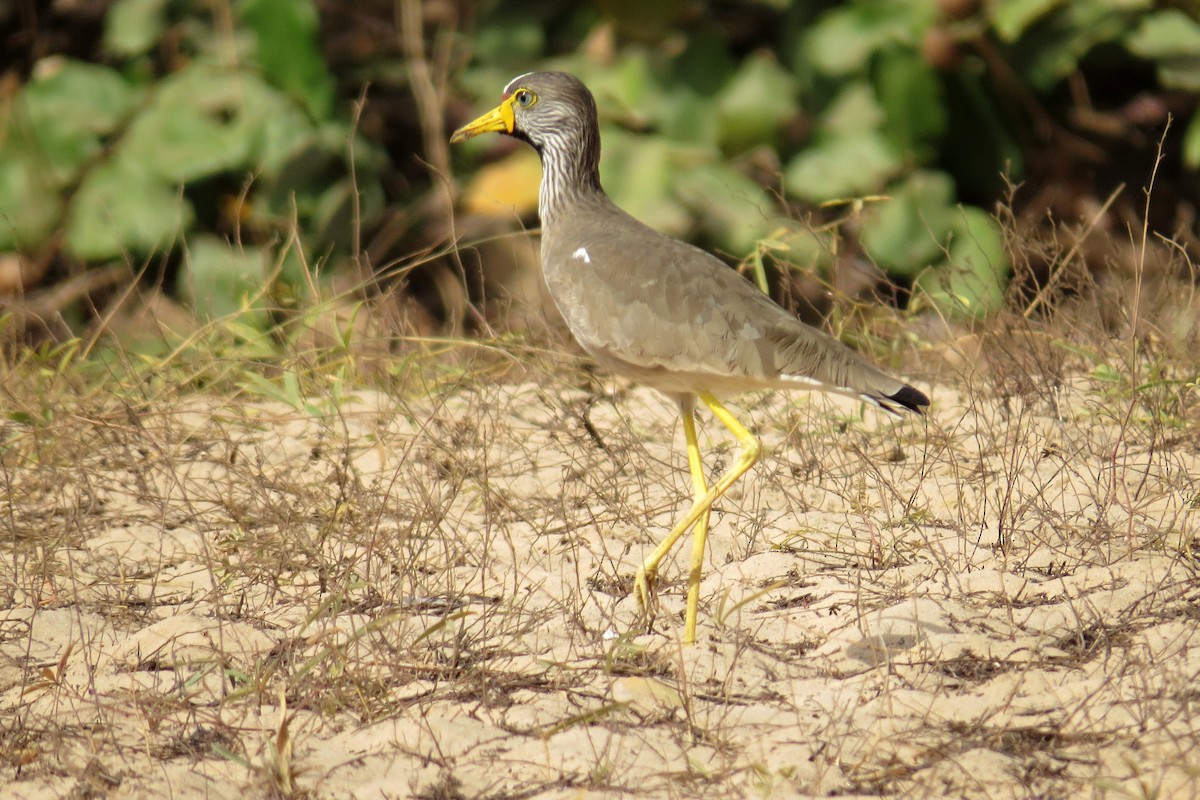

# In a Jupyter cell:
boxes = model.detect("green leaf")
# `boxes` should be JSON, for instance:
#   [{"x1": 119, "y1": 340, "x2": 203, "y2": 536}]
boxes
[
  {"x1": 916, "y1": 207, "x2": 1009, "y2": 319},
  {"x1": 120, "y1": 101, "x2": 252, "y2": 184},
  {"x1": 239, "y1": 0, "x2": 334, "y2": 119},
  {"x1": 1125, "y1": 10, "x2": 1200, "y2": 91},
  {"x1": 1011, "y1": 0, "x2": 1151, "y2": 89},
  {"x1": 256, "y1": 138, "x2": 340, "y2": 218},
  {"x1": 21, "y1": 60, "x2": 136, "y2": 137},
  {"x1": 579, "y1": 50, "x2": 666, "y2": 123},
  {"x1": 179, "y1": 236, "x2": 270, "y2": 327},
  {"x1": 1125, "y1": 9, "x2": 1200, "y2": 58},
  {"x1": 312, "y1": 178, "x2": 362, "y2": 253},
  {"x1": 799, "y1": 81, "x2": 894, "y2": 210},
  {"x1": 600, "y1": 128, "x2": 695, "y2": 236},
  {"x1": 255, "y1": 126, "x2": 385, "y2": 248},
  {"x1": 991, "y1": 0, "x2": 1064, "y2": 42},
  {"x1": 120, "y1": 64, "x2": 314, "y2": 183},
  {"x1": 774, "y1": 228, "x2": 830, "y2": 273},
  {"x1": 817, "y1": 82, "x2": 885, "y2": 137},
  {"x1": 672, "y1": 162, "x2": 779, "y2": 256},
  {"x1": 714, "y1": 52, "x2": 798, "y2": 153},
  {"x1": 803, "y1": 4, "x2": 914, "y2": 76},
  {"x1": 658, "y1": 89, "x2": 721, "y2": 146},
  {"x1": 66, "y1": 156, "x2": 192, "y2": 259},
  {"x1": 13, "y1": 59, "x2": 137, "y2": 184},
  {"x1": 1184, "y1": 110, "x2": 1200, "y2": 170},
  {"x1": 238, "y1": 371, "x2": 300, "y2": 408},
  {"x1": 672, "y1": 25, "x2": 737, "y2": 94},
  {"x1": 469, "y1": 15, "x2": 546, "y2": 72},
  {"x1": 860, "y1": 171, "x2": 956, "y2": 276},
  {"x1": 104, "y1": 0, "x2": 169, "y2": 57},
  {"x1": 658, "y1": 39, "x2": 729, "y2": 142},
  {"x1": 783, "y1": 130, "x2": 902, "y2": 203},
  {"x1": 0, "y1": 157, "x2": 62, "y2": 250},
  {"x1": 874, "y1": 49, "x2": 945, "y2": 156}
]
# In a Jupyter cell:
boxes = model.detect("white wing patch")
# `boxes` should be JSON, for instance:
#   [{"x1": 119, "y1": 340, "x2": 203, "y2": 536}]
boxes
[
  {"x1": 778, "y1": 374, "x2": 828, "y2": 389},
  {"x1": 572, "y1": 247, "x2": 591, "y2": 264}
]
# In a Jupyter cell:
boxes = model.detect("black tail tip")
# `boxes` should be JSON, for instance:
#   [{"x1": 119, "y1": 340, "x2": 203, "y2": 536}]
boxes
[{"x1": 887, "y1": 384, "x2": 930, "y2": 414}]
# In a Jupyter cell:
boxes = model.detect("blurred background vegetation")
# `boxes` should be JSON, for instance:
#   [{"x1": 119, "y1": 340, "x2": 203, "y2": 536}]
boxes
[{"x1": 1, "y1": 0, "x2": 1198, "y2": 357}]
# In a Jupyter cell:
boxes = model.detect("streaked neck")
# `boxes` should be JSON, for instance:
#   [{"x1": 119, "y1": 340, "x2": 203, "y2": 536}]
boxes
[{"x1": 535, "y1": 127, "x2": 602, "y2": 227}]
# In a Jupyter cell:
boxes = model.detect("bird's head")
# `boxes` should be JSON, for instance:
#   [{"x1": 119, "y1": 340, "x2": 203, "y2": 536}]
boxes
[{"x1": 450, "y1": 71, "x2": 598, "y2": 156}]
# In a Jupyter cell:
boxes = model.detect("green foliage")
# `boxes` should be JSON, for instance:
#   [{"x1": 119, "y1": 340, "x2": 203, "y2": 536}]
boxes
[
  {"x1": 875, "y1": 49, "x2": 946, "y2": 159},
  {"x1": 4, "y1": 0, "x2": 1198, "y2": 336},
  {"x1": 0, "y1": 0, "x2": 381, "y2": 331},
  {"x1": 455, "y1": 0, "x2": 1197, "y2": 320},
  {"x1": 239, "y1": 0, "x2": 335, "y2": 119},
  {"x1": 784, "y1": 128, "x2": 902, "y2": 201},
  {"x1": 801, "y1": 1, "x2": 934, "y2": 76},
  {"x1": 713, "y1": 53, "x2": 798, "y2": 153},
  {"x1": 785, "y1": 0, "x2": 1006, "y2": 319},
  {"x1": 66, "y1": 159, "x2": 193, "y2": 258},
  {"x1": 1, "y1": 61, "x2": 137, "y2": 249},
  {"x1": 1126, "y1": 9, "x2": 1200, "y2": 92},
  {"x1": 999, "y1": 1, "x2": 1150, "y2": 89},
  {"x1": 860, "y1": 171, "x2": 957, "y2": 277},
  {"x1": 914, "y1": 206, "x2": 1009, "y2": 319},
  {"x1": 180, "y1": 237, "x2": 271, "y2": 329}
]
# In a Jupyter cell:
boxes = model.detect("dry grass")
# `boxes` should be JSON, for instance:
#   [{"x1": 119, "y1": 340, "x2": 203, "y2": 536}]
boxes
[{"x1": 2, "y1": 213, "x2": 1200, "y2": 799}]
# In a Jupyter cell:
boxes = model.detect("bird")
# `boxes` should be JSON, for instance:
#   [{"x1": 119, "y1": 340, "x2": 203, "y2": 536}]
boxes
[{"x1": 451, "y1": 71, "x2": 928, "y2": 644}]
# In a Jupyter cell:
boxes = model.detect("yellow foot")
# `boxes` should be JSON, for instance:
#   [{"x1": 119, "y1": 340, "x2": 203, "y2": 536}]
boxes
[{"x1": 633, "y1": 564, "x2": 657, "y2": 627}]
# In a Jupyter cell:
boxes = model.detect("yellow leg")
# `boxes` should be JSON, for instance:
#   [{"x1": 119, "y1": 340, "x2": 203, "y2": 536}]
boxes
[
  {"x1": 682, "y1": 404, "x2": 710, "y2": 645},
  {"x1": 633, "y1": 391, "x2": 761, "y2": 644}
]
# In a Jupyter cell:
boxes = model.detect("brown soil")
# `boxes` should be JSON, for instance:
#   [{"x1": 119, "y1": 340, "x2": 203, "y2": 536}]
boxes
[{"x1": 2, "y1": 340, "x2": 1199, "y2": 798}]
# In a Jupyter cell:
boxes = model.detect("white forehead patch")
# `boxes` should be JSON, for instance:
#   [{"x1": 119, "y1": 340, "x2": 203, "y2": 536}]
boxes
[
  {"x1": 572, "y1": 247, "x2": 591, "y2": 264},
  {"x1": 503, "y1": 72, "x2": 535, "y2": 96}
]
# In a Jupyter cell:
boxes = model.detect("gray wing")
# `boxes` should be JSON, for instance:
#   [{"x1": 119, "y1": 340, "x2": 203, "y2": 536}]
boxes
[{"x1": 542, "y1": 209, "x2": 925, "y2": 411}]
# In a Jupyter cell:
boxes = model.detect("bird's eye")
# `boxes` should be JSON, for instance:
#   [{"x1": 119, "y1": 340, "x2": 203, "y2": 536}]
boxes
[{"x1": 514, "y1": 89, "x2": 535, "y2": 107}]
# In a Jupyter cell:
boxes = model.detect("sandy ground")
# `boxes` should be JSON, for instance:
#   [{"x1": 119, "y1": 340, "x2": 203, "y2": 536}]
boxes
[{"x1": 2, "y1": 362, "x2": 1199, "y2": 798}]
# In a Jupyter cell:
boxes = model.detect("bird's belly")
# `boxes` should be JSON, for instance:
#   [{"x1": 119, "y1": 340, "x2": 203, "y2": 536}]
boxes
[{"x1": 585, "y1": 343, "x2": 793, "y2": 398}]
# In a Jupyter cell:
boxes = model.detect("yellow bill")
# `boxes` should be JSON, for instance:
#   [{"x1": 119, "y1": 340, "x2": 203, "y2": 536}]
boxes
[{"x1": 450, "y1": 95, "x2": 516, "y2": 143}]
